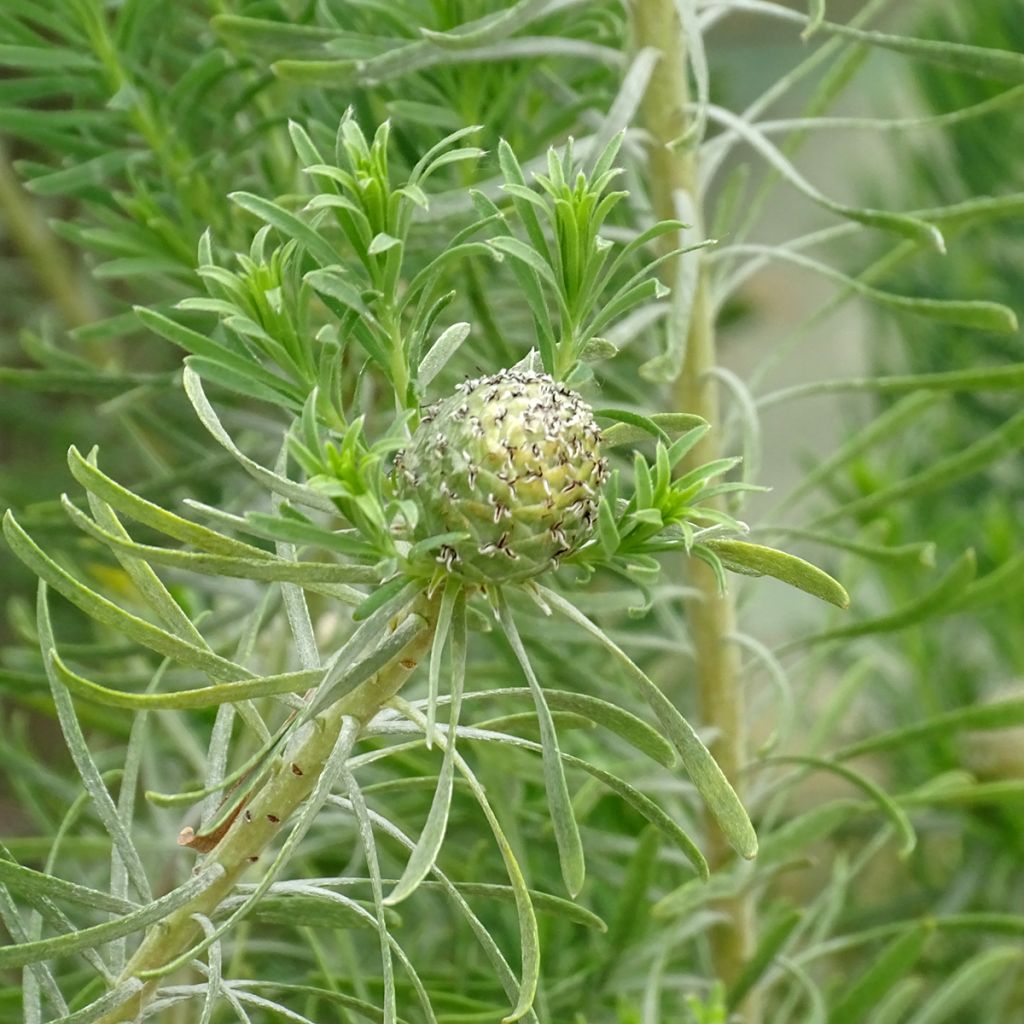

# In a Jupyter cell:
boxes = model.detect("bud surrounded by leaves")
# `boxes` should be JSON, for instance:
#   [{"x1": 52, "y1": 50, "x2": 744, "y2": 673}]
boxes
[{"x1": 395, "y1": 369, "x2": 608, "y2": 582}]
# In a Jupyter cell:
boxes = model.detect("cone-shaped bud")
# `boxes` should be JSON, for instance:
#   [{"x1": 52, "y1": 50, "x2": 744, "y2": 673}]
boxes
[{"x1": 395, "y1": 369, "x2": 607, "y2": 583}]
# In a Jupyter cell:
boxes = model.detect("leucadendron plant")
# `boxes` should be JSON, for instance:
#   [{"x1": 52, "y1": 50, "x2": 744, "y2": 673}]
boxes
[{"x1": 2, "y1": 2, "x2": 1024, "y2": 1022}]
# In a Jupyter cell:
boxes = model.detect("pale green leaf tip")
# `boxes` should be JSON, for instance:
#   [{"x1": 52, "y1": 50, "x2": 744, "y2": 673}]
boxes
[{"x1": 737, "y1": 828, "x2": 758, "y2": 861}]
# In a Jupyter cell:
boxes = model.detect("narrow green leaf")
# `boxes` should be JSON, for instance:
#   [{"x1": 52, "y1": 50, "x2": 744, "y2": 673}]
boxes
[
  {"x1": 601, "y1": 827, "x2": 660, "y2": 978},
  {"x1": 417, "y1": 686, "x2": 676, "y2": 768},
  {"x1": 343, "y1": 797, "x2": 541, "y2": 1024},
  {"x1": 185, "y1": 356, "x2": 304, "y2": 410},
  {"x1": 236, "y1": 511, "x2": 377, "y2": 560},
  {"x1": 211, "y1": 15, "x2": 349, "y2": 53},
  {"x1": 0, "y1": 857, "x2": 135, "y2": 915},
  {"x1": 903, "y1": 947, "x2": 1023, "y2": 1024},
  {"x1": 758, "y1": 756, "x2": 915, "y2": 857},
  {"x1": 340, "y1": 772, "x2": 399, "y2": 1024},
  {"x1": 425, "y1": 584, "x2": 459, "y2": 746},
  {"x1": 304, "y1": 267, "x2": 370, "y2": 315},
  {"x1": 352, "y1": 574, "x2": 412, "y2": 623},
  {"x1": 133, "y1": 309, "x2": 295, "y2": 400},
  {"x1": 388, "y1": 592, "x2": 465, "y2": 905},
  {"x1": 393, "y1": 700, "x2": 539, "y2": 1023},
  {"x1": 673, "y1": 0, "x2": 709, "y2": 147},
  {"x1": 215, "y1": 981, "x2": 394, "y2": 1022},
  {"x1": 756, "y1": 799, "x2": 864, "y2": 867},
  {"x1": 836, "y1": 696, "x2": 1024, "y2": 762},
  {"x1": 246, "y1": 892, "x2": 392, "y2": 932},
  {"x1": 778, "y1": 392, "x2": 939, "y2": 511},
  {"x1": 816, "y1": 408, "x2": 1024, "y2": 526},
  {"x1": 728, "y1": 907, "x2": 804, "y2": 1009},
  {"x1": 819, "y1": 17, "x2": 1024, "y2": 84},
  {"x1": 184, "y1": 367, "x2": 337, "y2": 512},
  {"x1": 487, "y1": 235, "x2": 562, "y2": 294},
  {"x1": 871, "y1": 980, "x2": 927, "y2": 1024},
  {"x1": 759, "y1": 528, "x2": 935, "y2": 569},
  {"x1": 66, "y1": 447, "x2": 276, "y2": 558},
  {"x1": 829, "y1": 924, "x2": 933, "y2": 1024},
  {"x1": 899, "y1": 780, "x2": 1024, "y2": 809},
  {"x1": 756, "y1": 363, "x2": 1024, "y2": 406},
  {"x1": 596, "y1": 408, "x2": 671, "y2": 445},
  {"x1": 720, "y1": 244, "x2": 1016, "y2": 332},
  {"x1": 601, "y1": 413, "x2": 708, "y2": 448},
  {"x1": 705, "y1": 539, "x2": 850, "y2": 608},
  {"x1": 481, "y1": 709, "x2": 593, "y2": 736},
  {"x1": 3, "y1": 515, "x2": 247, "y2": 682},
  {"x1": 229, "y1": 191, "x2": 339, "y2": 267},
  {"x1": 953, "y1": 549, "x2": 1024, "y2": 612},
  {"x1": 438, "y1": 882, "x2": 603, "y2": 931},
  {"x1": 557, "y1": 689, "x2": 679, "y2": 768},
  {"x1": 303, "y1": 613, "x2": 427, "y2": 722},
  {"x1": 45, "y1": 981, "x2": 145, "y2": 1024},
  {"x1": 639, "y1": 191, "x2": 701, "y2": 382},
  {"x1": 802, "y1": 0, "x2": 826, "y2": 39},
  {"x1": 80, "y1": 492, "x2": 209, "y2": 646},
  {"x1": 385, "y1": 100, "x2": 464, "y2": 130},
  {"x1": 706, "y1": 103, "x2": 944, "y2": 250},
  {"x1": 453, "y1": 725, "x2": 707, "y2": 878},
  {"x1": 61, "y1": 497, "x2": 380, "y2": 585},
  {"x1": 50, "y1": 651, "x2": 321, "y2": 710},
  {"x1": 0, "y1": 45, "x2": 96, "y2": 71},
  {"x1": 586, "y1": 52, "x2": 656, "y2": 171},
  {"x1": 418, "y1": 322, "x2": 471, "y2": 389},
  {"x1": 498, "y1": 598, "x2": 586, "y2": 898},
  {"x1": 725, "y1": 2, "x2": 1024, "y2": 82},
  {"x1": 537, "y1": 585, "x2": 757, "y2": 860},
  {"x1": 783, "y1": 551, "x2": 976, "y2": 652},
  {"x1": 368, "y1": 231, "x2": 401, "y2": 256},
  {"x1": 287, "y1": 119, "x2": 326, "y2": 165},
  {"x1": 22, "y1": 150, "x2": 139, "y2": 197},
  {"x1": 0, "y1": 866, "x2": 224, "y2": 968},
  {"x1": 633, "y1": 452, "x2": 653, "y2": 509},
  {"x1": 0, "y1": 368, "x2": 166, "y2": 394},
  {"x1": 419, "y1": 0, "x2": 551, "y2": 49}
]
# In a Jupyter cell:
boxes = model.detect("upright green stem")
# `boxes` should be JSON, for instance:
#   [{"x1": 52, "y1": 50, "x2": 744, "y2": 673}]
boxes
[
  {"x1": 631, "y1": 1, "x2": 757, "y2": 1015},
  {"x1": 95, "y1": 601, "x2": 437, "y2": 1024},
  {"x1": 0, "y1": 142, "x2": 101, "y2": 332}
]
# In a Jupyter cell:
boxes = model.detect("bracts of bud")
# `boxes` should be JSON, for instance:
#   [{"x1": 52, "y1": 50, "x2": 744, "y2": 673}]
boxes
[{"x1": 395, "y1": 369, "x2": 608, "y2": 583}]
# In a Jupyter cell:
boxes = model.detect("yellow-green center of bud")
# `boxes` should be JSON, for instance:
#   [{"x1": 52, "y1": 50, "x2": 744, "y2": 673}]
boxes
[{"x1": 395, "y1": 369, "x2": 607, "y2": 583}]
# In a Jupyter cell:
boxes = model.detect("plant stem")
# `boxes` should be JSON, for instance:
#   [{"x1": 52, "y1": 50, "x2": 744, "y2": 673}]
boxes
[
  {"x1": 95, "y1": 601, "x2": 437, "y2": 1024},
  {"x1": 631, "y1": 1, "x2": 757, "y2": 1016},
  {"x1": 0, "y1": 142, "x2": 101, "y2": 332}
]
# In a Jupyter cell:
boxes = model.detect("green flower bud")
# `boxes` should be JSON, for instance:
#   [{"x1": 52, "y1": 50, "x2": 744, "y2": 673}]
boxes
[{"x1": 395, "y1": 369, "x2": 607, "y2": 583}]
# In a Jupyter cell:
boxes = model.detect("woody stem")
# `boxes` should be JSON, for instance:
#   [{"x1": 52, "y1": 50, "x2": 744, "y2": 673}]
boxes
[
  {"x1": 95, "y1": 601, "x2": 438, "y2": 1024},
  {"x1": 631, "y1": 1, "x2": 758, "y2": 1017}
]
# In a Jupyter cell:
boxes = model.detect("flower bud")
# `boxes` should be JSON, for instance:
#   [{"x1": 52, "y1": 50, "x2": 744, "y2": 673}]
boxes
[{"x1": 395, "y1": 369, "x2": 607, "y2": 583}]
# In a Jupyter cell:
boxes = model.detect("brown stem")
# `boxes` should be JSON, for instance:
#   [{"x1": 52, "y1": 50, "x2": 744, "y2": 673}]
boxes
[{"x1": 631, "y1": 1, "x2": 758, "y2": 1016}]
